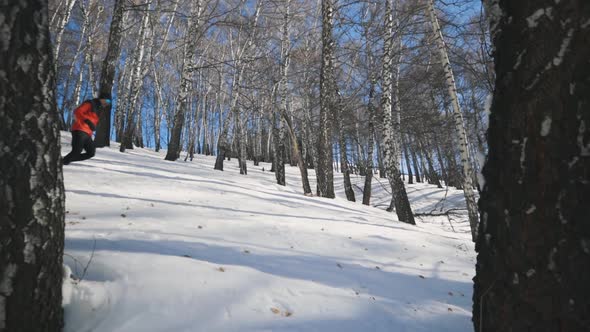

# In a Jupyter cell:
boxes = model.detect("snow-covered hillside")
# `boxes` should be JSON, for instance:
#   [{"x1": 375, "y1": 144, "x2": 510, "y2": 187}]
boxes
[{"x1": 61, "y1": 133, "x2": 475, "y2": 332}]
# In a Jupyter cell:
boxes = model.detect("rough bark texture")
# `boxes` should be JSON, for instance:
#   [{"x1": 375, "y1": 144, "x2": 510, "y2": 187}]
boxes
[
  {"x1": 426, "y1": 0, "x2": 478, "y2": 240},
  {"x1": 362, "y1": 75, "x2": 376, "y2": 205},
  {"x1": 0, "y1": 1, "x2": 65, "y2": 330},
  {"x1": 95, "y1": 0, "x2": 126, "y2": 147},
  {"x1": 474, "y1": 1, "x2": 590, "y2": 331},
  {"x1": 336, "y1": 103, "x2": 355, "y2": 202},
  {"x1": 318, "y1": 0, "x2": 336, "y2": 198}
]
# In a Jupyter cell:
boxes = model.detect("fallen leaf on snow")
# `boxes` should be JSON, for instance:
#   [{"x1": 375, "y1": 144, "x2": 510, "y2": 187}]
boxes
[
  {"x1": 270, "y1": 308, "x2": 280, "y2": 314},
  {"x1": 217, "y1": 267, "x2": 225, "y2": 272}
]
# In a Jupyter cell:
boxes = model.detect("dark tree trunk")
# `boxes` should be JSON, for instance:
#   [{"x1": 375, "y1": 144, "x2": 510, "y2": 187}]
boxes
[
  {"x1": 283, "y1": 112, "x2": 312, "y2": 195},
  {"x1": 0, "y1": 2, "x2": 65, "y2": 330},
  {"x1": 317, "y1": 0, "x2": 336, "y2": 198},
  {"x1": 165, "y1": 107, "x2": 184, "y2": 161},
  {"x1": 362, "y1": 78, "x2": 376, "y2": 206},
  {"x1": 273, "y1": 112, "x2": 286, "y2": 185},
  {"x1": 474, "y1": 1, "x2": 590, "y2": 331},
  {"x1": 95, "y1": 0, "x2": 125, "y2": 147},
  {"x1": 336, "y1": 108, "x2": 355, "y2": 202},
  {"x1": 166, "y1": 0, "x2": 201, "y2": 161},
  {"x1": 409, "y1": 137, "x2": 422, "y2": 183},
  {"x1": 419, "y1": 139, "x2": 442, "y2": 188},
  {"x1": 402, "y1": 134, "x2": 413, "y2": 184},
  {"x1": 376, "y1": 137, "x2": 387, "y2": 178}
]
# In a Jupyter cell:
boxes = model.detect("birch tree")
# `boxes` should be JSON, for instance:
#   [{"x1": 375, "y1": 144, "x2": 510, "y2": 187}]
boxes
[
  {"x1": 317, "y1": 0, "x2": 336, "y2": 198},
  {"x1": 121, "y1": 1, "x2": 152, "y2": 152},
  {"x1": 214, "y1": 1, "x2": 261, "y2": 171},
  {"x1": 381, "y1": 0, "x2": 415, "y2": 224},
  {"x1": 95, "y1": 0, "x2": 126, "y2": 147},
  {"x1": 426, "y1": 0, "x2": 478, "y2": 240},
  {"x1": 165, "y1": 0, "x2": 204, "y2": 161},
  {"x1": 0, "y1": 1, "x2": 65, "y2": 330}
]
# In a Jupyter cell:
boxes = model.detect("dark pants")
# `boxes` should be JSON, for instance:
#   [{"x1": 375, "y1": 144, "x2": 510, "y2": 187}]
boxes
[{"x1": 63, "y1": 130, "x2": 95, "y2": 165}]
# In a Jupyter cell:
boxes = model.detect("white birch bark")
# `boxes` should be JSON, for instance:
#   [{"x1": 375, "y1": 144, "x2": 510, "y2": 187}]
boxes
[
  {"x1": 426, "y1": 0, "x2": 479, "y2": 241},
  {"x1": 121, "y1": 3, "x2": 151, "y2": 152},
  {"x1": 381, "y1": 0, "x2": 415, "y2": 224},
  {"x1": 165, "y1": 0, "x2": 204, "y2": 160},
  {"x1": 53, "y1": 0, "x2": 77, "y2": 71}
]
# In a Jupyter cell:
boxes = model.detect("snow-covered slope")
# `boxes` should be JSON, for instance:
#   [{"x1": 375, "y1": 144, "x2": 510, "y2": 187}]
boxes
[{"x1": 61, "y1": 133, "x2": 475, "y2": 332}]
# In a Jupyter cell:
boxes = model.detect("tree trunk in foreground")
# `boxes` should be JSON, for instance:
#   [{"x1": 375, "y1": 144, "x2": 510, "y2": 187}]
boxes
[
  {"x1": 0, "y1": 1, "x2": 65, "y2": 330},
  {"x1": 474, "y1": 1, "x2": 590, "y2": 331}
]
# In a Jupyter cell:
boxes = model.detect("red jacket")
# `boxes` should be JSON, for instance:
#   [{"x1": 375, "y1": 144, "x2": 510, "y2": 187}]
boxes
[{"x1": 72, "y1": 101, "x2": 100, "y2": 136}]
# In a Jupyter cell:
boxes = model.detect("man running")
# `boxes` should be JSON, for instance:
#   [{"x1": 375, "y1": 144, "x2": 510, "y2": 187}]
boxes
[{"x1": 63, "y1": 93, "x2": 112, "y2": 165}]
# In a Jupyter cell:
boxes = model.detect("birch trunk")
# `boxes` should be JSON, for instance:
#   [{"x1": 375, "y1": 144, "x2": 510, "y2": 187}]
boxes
[
  {"x1": 95, "y1": 0, "x2": 126, "y2": 147},
  {"x1": 165, "y1": 0, "x2": 203, "y2": 161},
  {"x1": 381, "y1": 0, "x2": 415, "y2": 224},
  {"x1": 121, "y1": 4, "x2": 151, "y2": 152},
  {"x1": 53, "y1": 0, "x2": 77, "y2": 72},
  {"x1": 318, "y1": 0, "x2": 336, "y2": 198},
  {"x1": 402, "y1": 134, "x2": 413, "y2": 184},
  {"x1": 336, "y1": 105, "x2": 355, "y2": 201},
  {"x1": 426, "y1": 0, "x2": 478, "y2": 240},
  {"x1": 362, "y1": 76, "x2": 376, "y2": 205},
  {"x1": 0, "y1": 2, "x2": 65, "y2": 329}
]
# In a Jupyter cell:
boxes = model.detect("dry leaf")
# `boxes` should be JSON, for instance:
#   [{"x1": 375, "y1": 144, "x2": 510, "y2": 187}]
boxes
[
  {"x1": 284, "y1": 311, "x2": 293, "y2": 317},
  {"x1": 270, "y1": 308, "x2": 280, "y2": 314},
  {"x1": 217, "y1": 267, "x2": 225, "y2": 272}
]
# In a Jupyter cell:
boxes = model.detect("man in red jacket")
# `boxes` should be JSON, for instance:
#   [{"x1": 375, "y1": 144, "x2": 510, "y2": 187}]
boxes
[{"x1": 63, "y1": 93, "x2": 112, "y2": 165}]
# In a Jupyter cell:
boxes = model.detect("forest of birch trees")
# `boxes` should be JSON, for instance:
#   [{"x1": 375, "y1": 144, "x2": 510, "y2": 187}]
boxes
[{"x1": 50, "y1": 0, "x2": 491, "y2": 228}]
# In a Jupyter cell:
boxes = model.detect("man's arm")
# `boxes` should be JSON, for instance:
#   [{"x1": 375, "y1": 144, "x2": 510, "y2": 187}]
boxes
[{"x1": 84, "y1": 119, "x2": 96, "y2": 131}]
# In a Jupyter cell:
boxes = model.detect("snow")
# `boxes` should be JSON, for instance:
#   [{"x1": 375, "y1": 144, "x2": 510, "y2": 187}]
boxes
[{"x1": 60, "y1": 132, "x2": 475, "y2": 332}]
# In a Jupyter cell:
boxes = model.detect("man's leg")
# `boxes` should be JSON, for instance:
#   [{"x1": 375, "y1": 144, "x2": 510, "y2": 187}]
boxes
[
  {"x1": 78, "y1": 135, "x2": 96, "y2": 161},
  {"x1": 63, "y1": 131, "x2": 86, "y2": 165}
]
